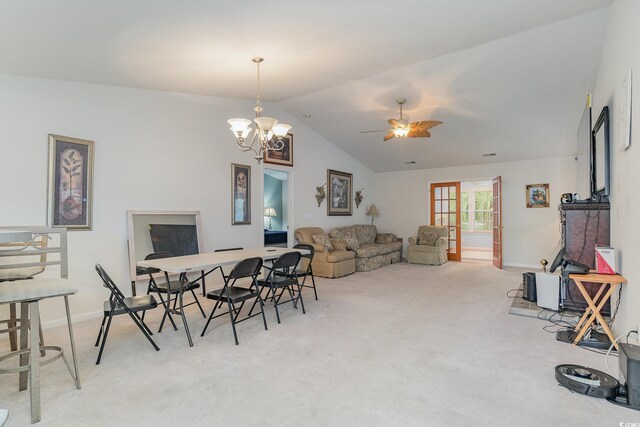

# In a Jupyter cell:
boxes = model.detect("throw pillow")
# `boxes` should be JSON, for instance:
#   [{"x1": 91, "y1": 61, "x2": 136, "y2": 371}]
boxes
[
  {"x1": 331, "y1": 239, "x2": 349, "y2": 251},
  {"x1": 375, "y1": 233, "x2": 397, "y2": 244},
  {"x1": 312, "y1": 233, "x2": 334, "y2": 252},
  {"x1": 418, "y1": 231, "x2": 439, "y2": 246},
  {"x1": 342, "y1": 237, "x2": 360, "y2": 251}
]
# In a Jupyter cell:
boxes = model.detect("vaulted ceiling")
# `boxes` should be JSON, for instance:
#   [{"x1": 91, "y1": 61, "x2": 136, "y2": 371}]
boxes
[{"x1": 0, "y1": 0, "x2": 611, "y2": 171}]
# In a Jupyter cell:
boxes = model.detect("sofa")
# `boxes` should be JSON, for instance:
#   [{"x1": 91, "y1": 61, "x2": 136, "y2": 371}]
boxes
[
  {"x1": 406, "y1": 225, "x2": 448, "y2": 265},
  {"x1": 329, "y1": 225, "x2": 402, "y2": 272},
  {"x1": 294, "y1": 227, "x2": 356, "y2": 278}
]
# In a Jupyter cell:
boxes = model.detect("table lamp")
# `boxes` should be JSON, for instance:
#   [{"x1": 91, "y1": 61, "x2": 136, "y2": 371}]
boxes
[
  {"x1": 264, "y1": 207, "x2": 277, "y2": 230},
  {"x1": 366, "y1": 204, "x2": 379, "y2": 225}
]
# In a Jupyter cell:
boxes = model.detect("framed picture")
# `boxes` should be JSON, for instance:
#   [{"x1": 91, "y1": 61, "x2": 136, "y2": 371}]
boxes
[
  {"x1": 264, "y1": 133, "x2": 293, "y2": 166},
  {"x1": 526, "y1": 183, "x2": 550, "y2": 208},
  {"x1": 327, "y1": 169, "x2": 353, "y2": 216},
  {"x1": 47, "y1": 134, "x2": 95, "y2": 230},
  {"x1": 232, "y1": 163, "x2": 251, "y2": 224}
]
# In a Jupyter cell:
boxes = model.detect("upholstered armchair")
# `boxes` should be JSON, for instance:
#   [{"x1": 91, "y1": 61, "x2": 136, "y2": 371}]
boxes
[
  {"x1": 407, "y1": 225, "x2": 448, "y2": 266},
  {"x1": 294, "y1": 227, "x2": 355, "y2": 278}
]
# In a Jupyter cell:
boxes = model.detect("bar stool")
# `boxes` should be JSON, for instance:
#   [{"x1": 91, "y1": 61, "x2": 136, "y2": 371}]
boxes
[{"x1": 0, "y1": 278, "x2": 81, "y2": 423}]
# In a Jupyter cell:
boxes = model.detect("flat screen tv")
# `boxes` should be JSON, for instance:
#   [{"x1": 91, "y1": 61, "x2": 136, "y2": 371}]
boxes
[
  {"x1": 591, "y1": 106, "x2": 610, "y2": 199},
  {"x1": 576, "y1": 94, "x2": 592, "y2": 199}
]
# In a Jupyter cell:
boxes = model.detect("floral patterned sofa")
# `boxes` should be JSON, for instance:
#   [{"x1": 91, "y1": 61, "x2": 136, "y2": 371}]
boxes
[{"x1": 329, "y1": 225, "x2": 402, "y2": 272}]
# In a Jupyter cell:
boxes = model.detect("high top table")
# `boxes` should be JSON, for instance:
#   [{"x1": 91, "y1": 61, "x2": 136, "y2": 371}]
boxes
[
  {"x1": 569, "y1": 272, "x2": 627, "y2": 350},
  {"x1": 137, "y1": 247, "x2": 308, "y2": 346}
]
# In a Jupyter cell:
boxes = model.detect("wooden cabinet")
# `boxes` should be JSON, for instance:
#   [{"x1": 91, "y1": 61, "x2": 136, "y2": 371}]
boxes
[{"x1": 559, "y1": 202, "x2": 610, "y2": 314}]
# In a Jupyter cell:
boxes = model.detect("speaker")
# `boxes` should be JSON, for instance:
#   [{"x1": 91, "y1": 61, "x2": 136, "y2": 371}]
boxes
[{"x1": 522, "y1": 272, "x2": 537, "y2": 302}]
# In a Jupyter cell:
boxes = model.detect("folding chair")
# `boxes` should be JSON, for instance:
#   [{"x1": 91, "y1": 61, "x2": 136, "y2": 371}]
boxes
[
  {"x1": 200, "y1": 257, "x2": 267, "y2": 345},
  {"x1": 94, "y1": 264, "x2": 159, "y2": 364},
  {"x1": 251, "y1": 251, "x2": 305, "y2": 324}
]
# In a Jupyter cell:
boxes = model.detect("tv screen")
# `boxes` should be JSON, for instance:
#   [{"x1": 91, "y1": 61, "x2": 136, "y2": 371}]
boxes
[
  {"x1": 576, "y1": 94, "x2": 591, "y2": 199},
  {"x1": 592, "y1": 106, "x2": 610, "y2": 198}
]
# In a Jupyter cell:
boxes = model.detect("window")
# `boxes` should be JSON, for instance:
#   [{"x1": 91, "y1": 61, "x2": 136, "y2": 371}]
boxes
[{"x1": 461, "y1": 190, "x2": 493, "y2": 232}]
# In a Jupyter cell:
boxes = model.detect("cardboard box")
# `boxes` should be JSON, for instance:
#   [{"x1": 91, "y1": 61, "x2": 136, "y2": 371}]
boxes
[{"x1": 595, "y1": 245, "x2": 616, "y2": 274}]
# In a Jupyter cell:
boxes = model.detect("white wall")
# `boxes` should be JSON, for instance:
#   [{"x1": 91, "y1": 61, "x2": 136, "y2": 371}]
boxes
[
  {"x1": 375, "y1": 157, "x2": 576, "y2": 267},
  {"x1": 0, "y1": 74, "x2": 374, "y2": 325},
  {"x1": 591, "y1": 0, "x2": 640, "y2": 337}
]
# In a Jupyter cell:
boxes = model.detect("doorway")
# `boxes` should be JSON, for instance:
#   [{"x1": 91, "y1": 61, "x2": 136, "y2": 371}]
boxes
[
  {"x1": 430, "y1": 177, "x2": 502, "y2": 268},
  {"x1": 460, "y1": 180, "x2": 493, "y2": 261},
  {"x1": 263, "y1": 168, "x2": 291, "y2": 247}
]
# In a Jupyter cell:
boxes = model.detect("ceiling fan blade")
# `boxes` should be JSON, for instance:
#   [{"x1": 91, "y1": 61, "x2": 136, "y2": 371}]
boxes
[
  {"x1": 410, "y1": 120, "x2": 443, "y2": 131},
  {"x1": 383, "y1": 132, "x2": 395, "y2": 142},
  {"x1": 408, "y1": 129, "x2": 432, "y2": 138},
  {"x1": 359, "y1": 129, "x2": 388, "y2": 133},
  {"x1": 388, "y1": 118, "x2": 401, "y2": 127}
]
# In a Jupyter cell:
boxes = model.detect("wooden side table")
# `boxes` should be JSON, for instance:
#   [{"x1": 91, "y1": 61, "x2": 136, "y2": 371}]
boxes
[{"x1": 569, "y1": 273, "x2": 626, "y2": 350}]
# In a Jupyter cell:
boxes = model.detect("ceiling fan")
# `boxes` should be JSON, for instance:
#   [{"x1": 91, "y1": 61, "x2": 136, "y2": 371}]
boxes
[{"x1": 360, "y1": 98, "x2": 443, "y2": 142}]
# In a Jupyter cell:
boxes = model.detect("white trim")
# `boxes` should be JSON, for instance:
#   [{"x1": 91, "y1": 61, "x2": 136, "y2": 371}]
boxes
[{"x1": 503, "y1": 262, "x2": 541, "y2": 269}]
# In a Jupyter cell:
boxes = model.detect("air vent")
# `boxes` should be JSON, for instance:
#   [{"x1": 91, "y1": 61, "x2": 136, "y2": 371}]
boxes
[
  {"x1": 482, "y1": 153, "x2": 496, "y2": 157},
  {"x1": 404, "y1": 161, "x2": 416, "y2": 165}
]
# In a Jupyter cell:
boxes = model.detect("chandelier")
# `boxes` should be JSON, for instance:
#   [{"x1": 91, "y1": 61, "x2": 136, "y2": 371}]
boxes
[{"x1": 227, "y1": 57, "x2": 291, "y2": 163}]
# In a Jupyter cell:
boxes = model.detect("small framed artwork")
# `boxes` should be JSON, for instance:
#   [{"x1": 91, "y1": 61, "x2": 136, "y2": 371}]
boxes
[
  {"x1": 47, "y1": 134, "x2": 95, "y2": 230},
  {"x1": 526, "y1": 183, "x2": 550, "y2": 208},
  {"x1": 327, "y1": 169, "x2": 353, "y2": 216},
  {"x1": 264, "y1": 133, "x2": 293, "y2": 166},
  {"x1": 232, "y1": 163, "x2": 251, "y2": 225}
]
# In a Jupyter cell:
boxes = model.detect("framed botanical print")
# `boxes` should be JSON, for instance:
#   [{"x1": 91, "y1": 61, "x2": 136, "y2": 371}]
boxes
[
  {"x1": 264, "y1": 133, "x2": 293, "y2": 166},
  {"x1": 526, "y1": 183, "x2": 550, "y2": 208},
  {"x1": 47, "y1": 134, "x2": 95, "y2": 230},
  {"x1": 327, "y1": 169, "x2": 352, "y2": 216},
  {"x1": 232, "y1": 163, "x2": 251, "y2": 224}
]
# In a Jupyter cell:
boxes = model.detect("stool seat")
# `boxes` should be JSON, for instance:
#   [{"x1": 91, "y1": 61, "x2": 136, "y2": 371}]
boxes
[{"x1": 0, "y1": 278, "x2": 78, "y2": 303}]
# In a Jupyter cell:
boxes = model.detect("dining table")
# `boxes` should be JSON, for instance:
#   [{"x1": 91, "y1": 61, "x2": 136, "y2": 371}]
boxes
[{"x1": 136, "y1": 246, "x2": 309, "y2": 346}]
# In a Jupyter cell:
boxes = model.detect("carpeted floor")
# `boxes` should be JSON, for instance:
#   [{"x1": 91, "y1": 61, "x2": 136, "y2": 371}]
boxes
[{"x1": 0, "y1": 261, "x2": 633, "y2": 426}]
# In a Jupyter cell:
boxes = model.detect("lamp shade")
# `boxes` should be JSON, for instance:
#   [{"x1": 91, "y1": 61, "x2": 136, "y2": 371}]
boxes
[
  {"x1": 272, "y1": 123, "x2": 291, "y2": 137},
  {"x1": 264, "y1": 207, "x2": 277, "y2": 217},
  {"x1": 366, "y1": 204, "x2": 379, "y2": 216}
]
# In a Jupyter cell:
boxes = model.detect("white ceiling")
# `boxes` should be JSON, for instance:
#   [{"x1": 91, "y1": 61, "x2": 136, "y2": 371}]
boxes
[{"x1": 0, "y1": 0, "x2": 611, "y2": 172}]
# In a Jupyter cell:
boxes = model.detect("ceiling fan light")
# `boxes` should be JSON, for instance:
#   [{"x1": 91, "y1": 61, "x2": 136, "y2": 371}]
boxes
[
  {"x1": 272, "y1": 123, "x2": 291, "y2": 137},
  {"x1": 254, "y1": 116, "x2": 277, "y2": 132},
  {"x1": 394, "y1": 128, "x2": 409, "y2": 138}
]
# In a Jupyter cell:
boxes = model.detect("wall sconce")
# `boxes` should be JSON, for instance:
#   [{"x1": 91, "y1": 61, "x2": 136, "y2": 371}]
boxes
[
  {"x1": 315, "y1": 183, "x2": 326, "y2": 207},
  {"x1": 355, "y1": 188, "x2": 364, "y2": 209}
]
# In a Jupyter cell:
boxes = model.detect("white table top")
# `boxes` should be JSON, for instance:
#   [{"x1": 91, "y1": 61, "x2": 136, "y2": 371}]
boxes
[{"x1": 137, "y1": 247, "x2": 309, "y2": 274}]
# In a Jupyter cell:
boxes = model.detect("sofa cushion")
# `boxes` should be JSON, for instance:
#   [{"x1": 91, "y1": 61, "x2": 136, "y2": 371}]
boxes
[
  {"x1": 329, "y1": 226, "x2": 357, "y2": 241},
  {"x1": 355, "y1": 243, "x2": 396, "y2": 258},
  {"x1": 312, "y1": 233, "x2": 334, "y2": 251},
  {"x1": 331, "y1": 239, "x2": 349, "y2": 251},
  {"x1": 342, "y1": 238, "x2": 360, "y2": 251},
  {"x1": 418, "y1": 231, "x2": 439, "y2": 246},
  {"x1": 409, "y1": 243, "x2": 444, "y2": 253},
  {"x1": 326, "y1": 250, "x2": 356, "y2": 262},
  {"x1": 353, "y1": 225, "x2": 377, "y2": 244},
  {"x1": 375, "y1": 233, "x2": 397, "y2": 244}
]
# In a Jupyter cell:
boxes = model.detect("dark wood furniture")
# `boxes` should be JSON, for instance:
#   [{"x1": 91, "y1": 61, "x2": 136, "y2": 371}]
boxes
[
  {"x1": 264, "y1": 230, "x2": 287, "y2": 245},
  {"x1": 559, "y1": 202, "x2": 610, "y2": 314}
]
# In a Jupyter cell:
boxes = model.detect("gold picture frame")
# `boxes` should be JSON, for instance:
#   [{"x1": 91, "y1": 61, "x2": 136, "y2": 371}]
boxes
[
  {"x1": 526, "y1": 183, "x2": 550, "y2": 208},
  {"x1": 47, "y1": 134, "x2": 95, "y2": 230},
  {"x1": 264, "y1": 133, "x2": 293, "y2": 166}
]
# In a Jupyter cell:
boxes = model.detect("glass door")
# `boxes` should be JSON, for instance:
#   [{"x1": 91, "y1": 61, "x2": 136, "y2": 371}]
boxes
[
  {"x1": 430, "y1": 182, "x2": 461, "y2": 261},
  {"x1": 492, "y1": 176, "x2": 503, "y2": 269}
]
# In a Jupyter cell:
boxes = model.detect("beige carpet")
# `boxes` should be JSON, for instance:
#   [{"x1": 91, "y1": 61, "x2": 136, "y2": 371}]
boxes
[{"x1": 0, "y1": 261, "x2": 632, "y2": 426}]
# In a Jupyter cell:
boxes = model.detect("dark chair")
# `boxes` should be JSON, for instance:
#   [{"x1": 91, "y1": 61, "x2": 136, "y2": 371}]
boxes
[
  {"x1": 251, "y1": 251, "x2": 305, "y2": 324},
  {"x1": 143, "y1": 252, "x2": 206, "y2": 347},
  {"x1": 289, "y1": 244, "x2": 318, "y2": 300},
  {"x1": 200, "y1": 257, "x2": 267, "y2": 345},
  {"x1": 94, "y1": 264, "x2": 159, "y2": 365},
  {"x1": 211, "y1": 247, "x2": 244, "y2": 305}
]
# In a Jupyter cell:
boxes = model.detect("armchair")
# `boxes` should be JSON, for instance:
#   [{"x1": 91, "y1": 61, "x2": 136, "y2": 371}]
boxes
[{"x1": 407, "y1": 225, "x2": 448, "y2": 266}]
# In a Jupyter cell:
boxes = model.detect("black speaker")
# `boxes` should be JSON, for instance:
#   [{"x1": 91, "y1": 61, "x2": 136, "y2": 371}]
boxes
[{"x1": 522, "y1": 272, "x2": 537, "y2": 302}]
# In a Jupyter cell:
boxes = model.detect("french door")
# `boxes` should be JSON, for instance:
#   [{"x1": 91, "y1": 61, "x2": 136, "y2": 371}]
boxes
[
  {"x1": 492, "y1": 176, "x2": 503, "y2": 269},
  {"x1": 430, "y1": 182, "x2": 461, "y2": 261}
]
